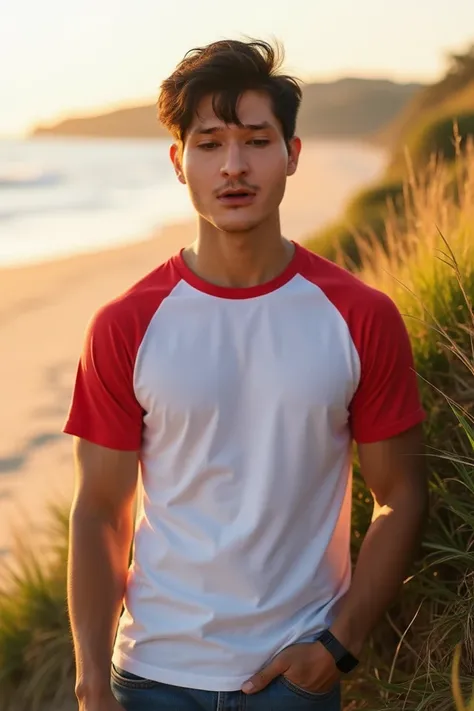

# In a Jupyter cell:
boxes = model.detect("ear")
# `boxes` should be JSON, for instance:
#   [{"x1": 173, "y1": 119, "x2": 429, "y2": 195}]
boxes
[
  {"x1": 286, "y1": 136, "x2": 302, "y2": 177},
  {"x1": 170, "y1": 143, "x2": 186, "y2": 184}
]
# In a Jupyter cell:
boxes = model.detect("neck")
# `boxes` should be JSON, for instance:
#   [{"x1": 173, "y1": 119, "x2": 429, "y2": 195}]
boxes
[{"x1": 183, "y1": 213, "x2": 295, "y2": 289}]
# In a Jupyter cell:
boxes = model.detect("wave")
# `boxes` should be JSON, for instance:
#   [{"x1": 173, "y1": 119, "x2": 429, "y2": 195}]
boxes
[
  {"x1": 0, "y1": 197, "x2": 106, "y2": 222},
  {"x1": 0, "y1": 164, "x2": 63, "y2": 189}
]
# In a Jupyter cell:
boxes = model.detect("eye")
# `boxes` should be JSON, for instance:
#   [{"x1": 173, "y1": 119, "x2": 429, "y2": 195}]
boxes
[
  {"x1": 198, "y1": 142, "x2": 220, "y2": 150},
  {"x1": 248, "y1": 139, "x2": 270, "y2": 147}
]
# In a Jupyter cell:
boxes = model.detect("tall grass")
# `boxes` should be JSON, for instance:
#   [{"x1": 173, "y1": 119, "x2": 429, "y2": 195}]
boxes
[
  {"x1": 358, "y1": 139, "x2": 473, "y2": 460},
  {"x1": 0, "y1": 506, "x2": 73, "y2": 711},
  {"x1": 453, "y1": 643, "x2": 474, "y2": 711},
  {"x1": 342, "y1": 138, "x2": 474, "y2": 710},
  {"x1": 0, "y1": 144, "x2": 473, "y2": 710}
]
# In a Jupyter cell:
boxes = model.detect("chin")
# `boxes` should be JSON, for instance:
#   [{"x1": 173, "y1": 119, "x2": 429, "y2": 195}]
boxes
[{"x1": 213, "y1": 215, "x2": 264, "y2": 234}]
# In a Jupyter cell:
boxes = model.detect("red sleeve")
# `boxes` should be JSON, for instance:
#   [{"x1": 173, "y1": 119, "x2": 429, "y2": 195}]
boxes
[
  {"x1": 349, "y1": 292, "x2": 426, "y2": 444},
  {"x1": 63, "y1": 303, "x2": 144, "y2": 450}
]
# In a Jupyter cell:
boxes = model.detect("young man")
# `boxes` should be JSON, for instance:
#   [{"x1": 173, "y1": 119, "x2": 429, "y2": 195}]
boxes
[{"x1": 65, "y1": 39, "x2": 428, "y2": 711}]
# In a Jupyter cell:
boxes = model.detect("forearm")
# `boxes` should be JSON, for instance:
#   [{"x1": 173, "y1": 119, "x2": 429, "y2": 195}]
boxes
[
  {"x1": 68, "y1": 506, "x2": 133, "y2": 700},
  {"x1": 330, "y1": 493, "x2": 428, "y2": 656}
]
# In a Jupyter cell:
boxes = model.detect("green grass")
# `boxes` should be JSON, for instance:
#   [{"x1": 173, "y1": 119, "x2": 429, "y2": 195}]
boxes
[
  {"x1": 340, "y1": 142, "x2": 474, "y2": 710},
  {"x1": 352, "y1": 406, "x2": 474, "y2": 711},
  {"x1": 0, "y1": 506, "x2": 73, "y2": 711},
  {"x1": 344, "y1": 180, "x2": 405, "y2": 222},
  {"x1": 307, "y1": 122, "x2": 474, "y2": 270},
  {"x1": 453, "y1": 641, "x2": 474, "y2": 711},
  {"x1": 378, "y1": 44, "x2": 474, "y2": 155},
  {"x1": 387, "y1": 110, "x2": 474, "y2": 178}
]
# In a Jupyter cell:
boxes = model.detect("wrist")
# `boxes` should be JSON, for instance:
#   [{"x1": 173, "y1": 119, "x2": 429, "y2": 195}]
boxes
[
  {"x1": 317, "y1": 628, "x2": 360, "y2": 674},
  {"x1": 75, "y1": 676, "x2": 113, "y2": 703},
  {"x1": 328, "y1": 618, "x2": 365, "y2": 658}
]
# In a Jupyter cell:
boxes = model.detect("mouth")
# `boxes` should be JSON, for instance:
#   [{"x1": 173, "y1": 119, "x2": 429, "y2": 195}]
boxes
[{"x1": 217, "y1": 189, "x2": 257, "y2": 207}]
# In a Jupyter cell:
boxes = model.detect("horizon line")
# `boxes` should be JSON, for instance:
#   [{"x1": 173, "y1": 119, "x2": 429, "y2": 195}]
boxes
[{"x1": 0, "y1": 69, "x2": 434, "y2": 140}]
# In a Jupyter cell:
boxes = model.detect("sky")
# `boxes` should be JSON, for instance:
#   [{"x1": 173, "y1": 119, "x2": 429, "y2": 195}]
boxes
[{"x1": 1, "y1": 0, "x2": 473, "y2": 137}]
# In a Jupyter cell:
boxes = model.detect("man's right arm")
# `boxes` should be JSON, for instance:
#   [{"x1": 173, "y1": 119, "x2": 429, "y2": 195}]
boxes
[{"x1": 68, "y1": 436, "x2": 139, "y2": 708}]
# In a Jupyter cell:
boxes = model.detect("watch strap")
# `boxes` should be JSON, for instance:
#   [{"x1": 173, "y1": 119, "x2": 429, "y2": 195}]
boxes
[{"x1": 317, "y1": 629, "x2": 359, "y2": 673}]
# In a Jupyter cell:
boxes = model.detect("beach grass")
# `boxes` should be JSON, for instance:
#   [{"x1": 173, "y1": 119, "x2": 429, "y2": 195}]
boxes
[
  {"x1": 343, "y1": 140, "x2": 474, "y2": 709},
  {"x1": 307, "y1": 119, "x2": 474, "y2": 270},
  {"x1": 0, "y1": 506, "x2": 73, "y2": 711}
]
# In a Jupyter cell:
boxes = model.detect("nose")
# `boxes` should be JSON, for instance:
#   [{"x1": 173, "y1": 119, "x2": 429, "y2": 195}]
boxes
[{"x1": 220, "y1": 142, "x2": 248, "y2": 179}]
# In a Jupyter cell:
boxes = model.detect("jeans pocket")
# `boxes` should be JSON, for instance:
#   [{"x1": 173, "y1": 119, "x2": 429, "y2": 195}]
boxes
[
  {"x1": 278, "y1": 675, "x2": 340, "y2": 701},
  {"x1": 110, "y1": 664, "x2": 159, "y2": 690}
]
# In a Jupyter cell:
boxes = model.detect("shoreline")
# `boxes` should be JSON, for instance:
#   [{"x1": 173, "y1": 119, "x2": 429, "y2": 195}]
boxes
[{"x1": 0, "y1": 137, "x2": 387, "y2": 275}]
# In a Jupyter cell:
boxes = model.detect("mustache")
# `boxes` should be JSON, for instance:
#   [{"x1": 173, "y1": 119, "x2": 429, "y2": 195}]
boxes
[{"x1": 213, "y1": 181, "x2": 259, "y2": 197}]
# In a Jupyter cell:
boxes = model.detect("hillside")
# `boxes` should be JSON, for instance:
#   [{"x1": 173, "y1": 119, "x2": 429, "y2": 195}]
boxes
[
  {"x1": 305, "y1": 42, "x2": 474, "y2": 269},
  {"x1": 31, "y1": 77, "x2": 424, "y2": 140},
  {"x1": 296, "y1": 77, "x2": 423, "y2": 138},
  {"x1": 377, "y1": 44, "x2": 474, "y2": 150},
  {"x1": 31, "y1": 103, "x2": 169, "y2": 139}
]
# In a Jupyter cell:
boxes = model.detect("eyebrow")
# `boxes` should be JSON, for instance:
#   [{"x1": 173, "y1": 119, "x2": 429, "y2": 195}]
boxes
[{"x1": 192, "y1": 121, "x2": 273, "y2": 135}]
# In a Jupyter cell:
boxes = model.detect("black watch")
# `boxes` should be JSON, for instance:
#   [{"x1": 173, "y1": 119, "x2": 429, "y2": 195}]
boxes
[{"x1": 317, "y1": 629, "x2": 359, "y2": 674}]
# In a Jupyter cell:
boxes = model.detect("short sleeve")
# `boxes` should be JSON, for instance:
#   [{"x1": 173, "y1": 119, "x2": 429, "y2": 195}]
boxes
[
  {"x1": 349, "y1": 293, "x2": 426, "y2": 444},
  {"x1": 63, "y1": 304, "x2": 144, "y2": 450}
]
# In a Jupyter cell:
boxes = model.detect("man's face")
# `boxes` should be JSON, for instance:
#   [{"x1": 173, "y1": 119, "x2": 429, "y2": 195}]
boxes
[{"x1": 171, "y1": 90, "x2": 301, "y2": 233}]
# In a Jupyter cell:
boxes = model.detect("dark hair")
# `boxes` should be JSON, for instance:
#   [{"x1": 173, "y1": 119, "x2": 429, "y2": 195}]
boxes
[{"x1": 157, "y1": 39, "x2": 302, "y2": 146}]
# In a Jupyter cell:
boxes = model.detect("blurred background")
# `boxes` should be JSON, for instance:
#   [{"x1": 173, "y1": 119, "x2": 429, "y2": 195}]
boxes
[
  {"x1": 0, "y1": 2, "x2": 473, "y2": 710},
  {"x1": 1, "y1": 0, "x2": 473, "y2": 266}
]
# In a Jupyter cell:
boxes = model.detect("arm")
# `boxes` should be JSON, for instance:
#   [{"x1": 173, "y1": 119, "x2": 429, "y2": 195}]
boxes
[
  {"x1": 68, "y1": 437, "x2": 139, "y2": 704},
  {"x1": 330, "y1": 423, "x2": 428, "y2": 656},
  {"x1": 241, "y1": 424, "x2": 428, "y2": 696}
]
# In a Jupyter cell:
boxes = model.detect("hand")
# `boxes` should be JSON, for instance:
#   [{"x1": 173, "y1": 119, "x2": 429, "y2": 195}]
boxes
[
  {"x1": 241, "y1": 641, "x2": 341, "y2": 695},
  {"x1": 78, "y1": 690, "x2": 125, "y2": 711}
]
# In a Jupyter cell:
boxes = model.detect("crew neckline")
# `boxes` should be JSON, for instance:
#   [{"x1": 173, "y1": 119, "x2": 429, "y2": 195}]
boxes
[{"x1": 173, "y1": 240, "x2": 302, "y2": 299}]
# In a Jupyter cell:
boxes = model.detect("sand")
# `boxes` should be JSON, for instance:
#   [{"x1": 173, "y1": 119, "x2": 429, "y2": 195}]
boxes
[{"x1": 0, "y1": 139, "x2": 386, "y2": 568}]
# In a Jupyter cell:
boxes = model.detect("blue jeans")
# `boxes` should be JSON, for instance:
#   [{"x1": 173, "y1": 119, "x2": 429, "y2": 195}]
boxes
[{"x1": 111, "y1": 665, "x2": 342, "y2": 710}]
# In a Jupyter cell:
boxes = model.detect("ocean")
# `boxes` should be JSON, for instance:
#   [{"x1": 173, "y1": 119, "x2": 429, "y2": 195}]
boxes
[{"x1": 0, "y1": 136, "x2": 386, "y2": 269}]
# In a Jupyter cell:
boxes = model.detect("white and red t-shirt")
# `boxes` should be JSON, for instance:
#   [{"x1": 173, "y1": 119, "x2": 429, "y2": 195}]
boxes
[{"x1": 64, "y1": 241, "x2": 425, "y2": 691}]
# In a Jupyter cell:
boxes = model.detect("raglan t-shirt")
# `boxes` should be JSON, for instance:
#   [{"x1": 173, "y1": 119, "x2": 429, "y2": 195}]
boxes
[{"x1": 63, "y1": 241, "x2": 425, "y2": 692}]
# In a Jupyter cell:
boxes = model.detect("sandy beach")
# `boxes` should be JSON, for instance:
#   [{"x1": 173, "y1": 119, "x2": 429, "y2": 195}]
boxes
[{"x1": 0, "y1": 139, "x2": 385, "y2": 567}]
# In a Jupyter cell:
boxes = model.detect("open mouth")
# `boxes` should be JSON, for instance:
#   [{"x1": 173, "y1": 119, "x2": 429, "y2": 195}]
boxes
[{"x1": 218, "y1": 190, "x2": 256, "y2": 206}]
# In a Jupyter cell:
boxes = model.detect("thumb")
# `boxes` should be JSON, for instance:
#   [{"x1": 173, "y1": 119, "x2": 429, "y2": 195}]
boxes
[{"x1": 241, "y1": 654, "x2": 290, "y2": 694}]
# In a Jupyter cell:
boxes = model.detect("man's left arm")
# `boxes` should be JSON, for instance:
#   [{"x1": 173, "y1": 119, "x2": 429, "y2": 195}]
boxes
[{"x1": 329, "y1": 422, "x2": 429, "y2": 658}]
